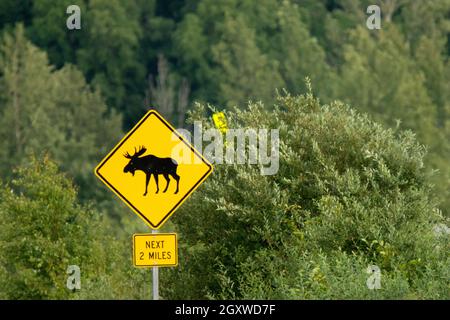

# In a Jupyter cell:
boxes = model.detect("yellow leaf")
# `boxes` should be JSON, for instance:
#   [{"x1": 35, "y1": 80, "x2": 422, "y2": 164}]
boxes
[{"x1": 212, "y1": 112, "x2": 228, "y2": 135}]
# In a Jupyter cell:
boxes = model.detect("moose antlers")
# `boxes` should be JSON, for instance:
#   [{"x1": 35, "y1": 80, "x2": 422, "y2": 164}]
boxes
[{"x1": 123, "y1": 146, "x2": 147, "y2": 159}]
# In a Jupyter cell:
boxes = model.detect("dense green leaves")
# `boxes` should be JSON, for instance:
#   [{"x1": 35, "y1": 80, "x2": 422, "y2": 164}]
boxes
[
  {"x1": 165, "y1": 92, "x2": 449, "y2": 299},
  {"x1": 0, "y1": 0, "x2": 449, "y2": 299},
  {"x1": 0, "y1": 25, "x2": 123, "y2": 207},
  {"x1": 0, "y1": 157, "x2": 146, "y2": 299}
]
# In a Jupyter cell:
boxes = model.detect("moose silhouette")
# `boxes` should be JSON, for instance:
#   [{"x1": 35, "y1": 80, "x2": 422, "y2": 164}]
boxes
[{"x1": 123, "y1": 146, "x2": 180, "y2": 195}]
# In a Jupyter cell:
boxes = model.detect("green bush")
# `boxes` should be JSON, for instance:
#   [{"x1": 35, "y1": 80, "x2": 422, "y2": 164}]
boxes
[
  {"x1": 0, "y1": 157, "x2": 145, "y2": 299},
  {"x1": 164, "y1": 90, "x2": 449, "y2": 299}
]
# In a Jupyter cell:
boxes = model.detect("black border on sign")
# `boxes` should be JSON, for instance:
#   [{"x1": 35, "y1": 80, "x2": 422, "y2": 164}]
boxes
[
  {"x1": 94, "y1": 110, "x2": 213, "y2": 229},
  {"x1": 132, "y1": 233, "x2": 178, "y2": 267}
]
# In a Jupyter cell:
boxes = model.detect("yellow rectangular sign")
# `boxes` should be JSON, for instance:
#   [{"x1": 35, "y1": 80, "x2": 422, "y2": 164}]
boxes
[{"x1": 133, "y1": 233, "x2": 178, "y2": 267}]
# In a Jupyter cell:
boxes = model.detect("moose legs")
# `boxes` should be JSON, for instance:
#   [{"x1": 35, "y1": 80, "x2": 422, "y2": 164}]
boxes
[
  {"x1": 171, "y1": 173, "x2": 180, "y2": 194},
  {"x1": 162, "y1": 173, "x2": 180, "y2": 194},
  {"x1": 143, "y1": 172, "x2": 180, "y2": 196},
  {"x1": 162, "y1": 174, "x2": 170, "y2": 193},
  {"x1": 144, "y1": 173, "x2": 150, "y2": 196},
  {"x1": 144, "y1": 173, "x2": 159, "y2": 195},
  {"x1": 153, "y1": 173, "x2": 159, "y2": 193}
]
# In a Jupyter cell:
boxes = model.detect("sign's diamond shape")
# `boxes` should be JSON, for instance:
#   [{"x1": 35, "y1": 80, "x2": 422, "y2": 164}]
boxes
[{"x1": 95, "y1": 110, "x2": 213, "y2": 229}]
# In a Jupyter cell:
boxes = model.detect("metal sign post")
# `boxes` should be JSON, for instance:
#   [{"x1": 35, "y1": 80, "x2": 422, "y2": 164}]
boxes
[
  {"x1": 152, "y1": 229, "x2": 159, "y2": 300},
  {"x1": 133, "y1": 232, "x2": 177, "y2": 300}
]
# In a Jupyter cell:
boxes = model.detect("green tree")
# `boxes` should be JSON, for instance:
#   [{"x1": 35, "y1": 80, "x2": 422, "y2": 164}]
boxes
[
  {"x1": 335, "y1": 25, "x2": 450, "y2": 217},
  {"x1": 0, "y1": 24, "x2": 123, "y2": 209},
  {"x1": 26, "y1": 0, "x2": 163, "y2": 126},
  {"x1": 336, "y1": 26, "x2": 437, "y2": 141},
  {"x1": 0, "y1": 157, "x2": 145, "y2": 299},
  {"x1": 173, "y1": 0, "x2": 335, "y2": 107},
  {"x1": 0, "y1": 0, "x2": 32, "y2": 29},
  {"x1": 269, "y1": 1, "x2": 336, "y2": 99},
  {"x1": 0, "y1": 0, "x2": 32, "y2": 30},
  {"x1": 414, "y1": 35, "x2": 450, "y2": 213},
  {"x1": 76, "y1": 0, "x2": 145, "y2": 125},
  {"x1": 163, "y1": 90, "x2": 449, "y2": 299},
  {"x1": 400, "y1": 0, "x2": 450, "y2": 52},
  {"x1": 28, "y1": 0, "x2": 82, "y2": 68},
  {"x1": 211, "y1": 14, "x2": 284, "y2": 107},
  {"x1": 172, "y1": 11, "x2": 214, "y2": 104},
  {"x1": 414, "y1": 36, "x2": 449, "y2": 128},
  {"x1": 313, "y1": 0, "x2": 367, "y2": 66}
]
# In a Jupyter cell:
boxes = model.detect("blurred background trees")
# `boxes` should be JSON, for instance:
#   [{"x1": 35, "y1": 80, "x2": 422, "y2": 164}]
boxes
[
  {"x1": 0, "y1": 0, "x2": 448, "y2": 299},
  {"x1": 0, "y1": 24, "x2": 124, "y2": 218}
]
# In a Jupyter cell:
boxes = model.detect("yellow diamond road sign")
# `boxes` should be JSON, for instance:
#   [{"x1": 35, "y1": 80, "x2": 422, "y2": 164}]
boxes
[{"x1": 95, "y1": 109, "x2": 213, "y2": 229}]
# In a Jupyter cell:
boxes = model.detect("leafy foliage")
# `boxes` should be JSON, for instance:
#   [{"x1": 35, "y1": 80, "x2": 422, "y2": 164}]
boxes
[
  {"x1": 165, "y1": 92, "x2": 449, "y2": 299},
  {"x1": 0, "y1": 157, "x2": 146, "y2": 299},
  {"x1": 0, "y1": 25, "x2": 123, "y2": 212},
  {"x1": 0, "y1": 0, "x2": 449, "y2": 300}
]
